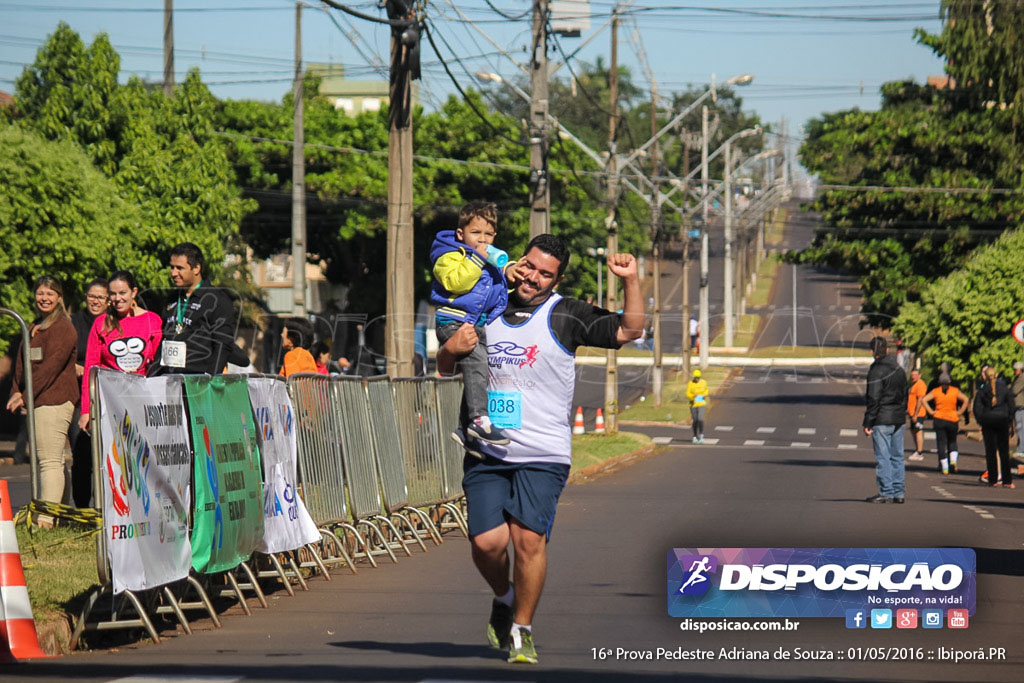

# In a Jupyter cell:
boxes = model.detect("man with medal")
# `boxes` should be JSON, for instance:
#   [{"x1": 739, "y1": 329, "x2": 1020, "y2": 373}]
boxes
[
  {"x1": 437, "y1": 234, "x2": 644, "y2": 664},
  {"x1": 151, "y1": 242, "x2": 248, "y2": 376}
]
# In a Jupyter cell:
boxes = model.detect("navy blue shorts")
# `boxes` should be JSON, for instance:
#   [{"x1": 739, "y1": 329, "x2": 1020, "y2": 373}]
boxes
[{"x1": 462, "y1": 456, "x2": 571, "y2": 539}]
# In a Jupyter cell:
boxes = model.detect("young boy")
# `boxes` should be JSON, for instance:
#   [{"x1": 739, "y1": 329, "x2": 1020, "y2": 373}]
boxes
[{"x1": 431, "y1": 201, "x2": 522, "y2": 449}]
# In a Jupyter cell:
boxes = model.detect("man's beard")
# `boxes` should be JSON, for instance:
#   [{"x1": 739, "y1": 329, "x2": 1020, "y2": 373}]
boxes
[{"x1": 513, "y1": 280, "x2": 554, "y2": 306}]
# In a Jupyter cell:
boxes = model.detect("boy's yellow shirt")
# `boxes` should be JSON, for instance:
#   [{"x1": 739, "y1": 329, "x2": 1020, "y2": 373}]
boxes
[{"x1": 434, "y1": 248, "x2": 484, "y2": 296}]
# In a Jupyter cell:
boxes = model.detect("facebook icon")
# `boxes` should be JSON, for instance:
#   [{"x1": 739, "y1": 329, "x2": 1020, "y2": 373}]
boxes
[{"x1": 845, "y1": 609, "x2": 867, "y2": 629}]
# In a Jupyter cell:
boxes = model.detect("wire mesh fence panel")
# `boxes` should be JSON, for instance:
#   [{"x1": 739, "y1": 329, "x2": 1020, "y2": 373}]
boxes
[
  {"x1": 391, "y1": 378, "x2": 446, "y2": 508},
  {"x1": 331, "y1": 376, "x2": 385, "y2": 521},
  {"x1": 365, "y1": 376, "x2": 410, "y2": 514},
  {"x1": 287, "y1": 374, "x2": 347, "y2": 524},
  {"x1": 433, "y1": 376, "x2": 466, "y2": 502}
]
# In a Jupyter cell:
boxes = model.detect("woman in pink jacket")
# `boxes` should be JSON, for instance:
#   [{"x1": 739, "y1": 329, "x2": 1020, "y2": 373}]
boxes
[{"x1": 78, "y1": 270, "x2": 163, "y2": 432}]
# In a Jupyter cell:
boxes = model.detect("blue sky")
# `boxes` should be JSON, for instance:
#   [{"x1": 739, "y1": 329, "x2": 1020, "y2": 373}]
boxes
[{"x1": 0, "y1": 1, "x2": 945, "y2": 146}]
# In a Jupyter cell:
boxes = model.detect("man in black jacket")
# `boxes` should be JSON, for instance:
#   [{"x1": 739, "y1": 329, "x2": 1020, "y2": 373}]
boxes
[
  {"x1": 863, "y1": 337, "x2": 908, "y2": 503},
  {"x1": 150, "y1": 242, "x2": 247, "y2": 375}
]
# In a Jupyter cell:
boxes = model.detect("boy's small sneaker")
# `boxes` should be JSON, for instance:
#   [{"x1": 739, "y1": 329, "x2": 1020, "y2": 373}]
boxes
[
  {"x1": 508, "y1": 629, "x2": 538, "y2": 664},
  {"x1": 468, "y1": 418, "x2": 511, "y2": 445},
  {"x1": 908, "y1": 452, "x2": 924, "y2": 461},
  {"x1": 451, "y1": 428, "x2": 485, "y2": 460}
]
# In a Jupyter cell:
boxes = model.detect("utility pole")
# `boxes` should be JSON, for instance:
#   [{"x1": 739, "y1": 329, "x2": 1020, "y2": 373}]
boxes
[
  {"x1": 529, "y1": 0, "x2": 550, "y2": 238},
  {"x1": 681, "y1": 139, "x2": 692, "y2": 380},
  {"x1": 724, "y1": 140, "x2": 734, "y2": 347},
  {"x1": 650, "y1": 82, "x2": 663, "y2": 406},
  {"x1": 603, "y1": 11, "x2": 620, "y2": 433},
  {"x1": 385, "y1": 0, "x2": 417, "y2": 377},
  {"x1": 162, "y1": 0, "x2": 174, "y2": 96},
  {"x1": 291, "y1": 2, "x2": 307, "y2": 316},
  {"x1": 698, "y1": 105, "x2": 710, "y2": 369}
]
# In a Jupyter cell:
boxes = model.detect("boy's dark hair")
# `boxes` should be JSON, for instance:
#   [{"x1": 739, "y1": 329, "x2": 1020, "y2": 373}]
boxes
[
  {"x1": 170, "y1": 242, "x2": 205, "y2": 277},
  {"x1": 525, "y1": 233, "x2": 570, "y2": 278},
  {"x1": 457, "y1": 201, "x2": 498, "y2": 231},
  {"x1": 284, "y1": 317, "x2": 313, "y2": 349}
]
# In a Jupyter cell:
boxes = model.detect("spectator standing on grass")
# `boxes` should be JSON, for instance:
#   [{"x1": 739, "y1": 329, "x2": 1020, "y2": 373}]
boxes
[
  {"x1": 1010, "y1": 362, "x2": 1024, "y2": 461},
  {"x1": 921, "y1": 373, "x2": 967, "y2": 475},
  {"x1": 686, "y1": 369, "x2": 709, "y2": 444},
  {"x1": 974, "y1": 367, "x2": 1015, "y2": 489},
  {"x1": 67, "y1": 277, "x2": 107, "y2": 507},
  {"x1": 863, "y1": 336, "x2": 908, "y2": 504},
  {"x1": 6, "y1": 275, "x2": 78, "y2": 519},
  {"x1": 906, "y1": 369, "x2": 927, "y2": 461}
]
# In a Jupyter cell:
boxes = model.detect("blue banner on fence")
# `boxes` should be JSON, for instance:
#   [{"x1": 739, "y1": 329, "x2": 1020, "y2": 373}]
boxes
[{"x1": 667, "y1": 548, "x2": 976, "y2": 618}]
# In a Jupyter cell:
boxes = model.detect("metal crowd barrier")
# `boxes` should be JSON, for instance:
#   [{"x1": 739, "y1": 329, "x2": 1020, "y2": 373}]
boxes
[
  {"x1": 285, "y1": 373, "x2": 364, "y2": 571},
  {"x1": 0, "y1": 307, "x2": 39, "y2": 499},
  {"x1": 365, "y1": 376, "x2": 442, "y2": 547},
  {"x1": 433, "y1": 377, "x2": 470, "y2": 534},
  {"x1": 72, "y1": 369, "x2": 220, "y2": 650},
  {"x1": 332, "y1": 376, "x2": 408, "y2": 562},
  {"x1": 391, "y1": 378, "x2": 468, "y2": 537}
]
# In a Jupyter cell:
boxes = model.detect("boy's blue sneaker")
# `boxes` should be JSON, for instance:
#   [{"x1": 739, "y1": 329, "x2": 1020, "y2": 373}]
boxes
[
  {"x1": 468, "y1": 418, "x2": 511, "y2": 445},
  {"x1": 451, "y1": 428, "x2": 485, "y2": 460}
]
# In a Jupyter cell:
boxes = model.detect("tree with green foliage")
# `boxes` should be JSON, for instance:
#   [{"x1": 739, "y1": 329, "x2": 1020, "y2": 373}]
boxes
[
  {"x1": 893, "y1": 228, "x2": 1024, "y2": 386},
  {"x1": 0, "y1": 126, "x2": 143, "y2": 354},
  {"x1": 9, "y1": 23, "x2": 253, "y2": 288}
]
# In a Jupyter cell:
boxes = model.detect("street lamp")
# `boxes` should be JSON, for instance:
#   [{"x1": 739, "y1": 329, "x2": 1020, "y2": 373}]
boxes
[
  {"x1": 586, "y1": 246, "x2": 606, "y2": 308},
  {"x1": 722, "y1": 126, "x2": 762, "y2": 348}
]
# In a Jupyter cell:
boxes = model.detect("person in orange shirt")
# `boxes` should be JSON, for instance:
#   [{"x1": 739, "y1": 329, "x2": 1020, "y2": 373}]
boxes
[
  {"x1": 278, "y1": 319, "x2": 318, "y2": 378},
  {"x1": 922, "y1": 373, "x2": 968, "y2": 475},
  {"x1": 906, "y1": 369, "x2": 927, "y2": 461}
]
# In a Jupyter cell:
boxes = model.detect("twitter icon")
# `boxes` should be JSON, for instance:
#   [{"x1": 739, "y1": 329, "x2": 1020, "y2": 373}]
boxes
[{"x1": 870, "y1": 609, "x2": 892, "y2": 629}]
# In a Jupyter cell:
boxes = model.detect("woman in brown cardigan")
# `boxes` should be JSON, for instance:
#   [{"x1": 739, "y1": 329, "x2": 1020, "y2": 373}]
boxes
[{"x1": 6, "y1": 275, "x2": 79, "y2": 509}]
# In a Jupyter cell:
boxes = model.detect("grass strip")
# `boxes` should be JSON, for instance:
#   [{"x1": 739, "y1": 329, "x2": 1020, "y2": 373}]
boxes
[
  {"x1": 571, "y1": 431, "x2": 652, "y2": 472},
  {"x1": 15, "y1": 523, "x2": 101, "y2": 622}
]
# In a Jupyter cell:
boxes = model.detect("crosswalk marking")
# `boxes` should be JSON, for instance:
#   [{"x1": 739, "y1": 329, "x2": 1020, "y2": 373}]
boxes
[
  {"x1": 652, "y1": 436, "x2": 673, "y2": 445},
  {"x1": 744, "y1": 439, "x2": 765, "y2": 446},
  {"x1": 756, "y1": 427, "x2": 776, "y2": 434},
  {"x1": 715, "y1": 425, "x2": 734, "y2": 432},
  {"x1": 837, "y1": 444, "x2": 857, "y2": 450},
  {"x1": 797, "y1": 427, "x2": 816, "y2": 435},
  {"x1": 791, "y1": 442, "x2": 811, "y2": 448},
  {"x1": 702, "y1": 438, "x2": 720, "y2": 445},
  {"x1": 923, "y1": 433, "x2": 935, "y2": 440},
  {"x1": 839, "y1": 429, "x2": 858, "y2": 437}
]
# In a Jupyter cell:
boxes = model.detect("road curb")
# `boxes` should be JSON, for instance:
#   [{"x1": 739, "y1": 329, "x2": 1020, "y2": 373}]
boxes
[{"x1": 568, "y1": 443, "x2": 663, "y2": 485}]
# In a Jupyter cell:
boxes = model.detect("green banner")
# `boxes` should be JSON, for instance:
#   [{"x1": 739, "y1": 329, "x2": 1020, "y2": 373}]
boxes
[{"x1": 185, "y1": 375, "x2": 264, "y2": 574}]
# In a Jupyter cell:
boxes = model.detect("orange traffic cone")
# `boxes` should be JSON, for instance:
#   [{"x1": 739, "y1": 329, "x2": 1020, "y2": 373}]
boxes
[
  {"x1": 572, "y1": 407, "x2": 586, "y2": 435},
  {"x1": 594, "y1": 409, "x2": 606, "y2": 435},
  {"x1": 0, "y1": 479, "x2": 49, "y2": 662}
]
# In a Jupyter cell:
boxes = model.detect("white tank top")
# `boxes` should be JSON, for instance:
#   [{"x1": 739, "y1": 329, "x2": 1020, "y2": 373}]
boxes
[{"x1": 476, "y1": 293, "x2": 576, "y2": 465}]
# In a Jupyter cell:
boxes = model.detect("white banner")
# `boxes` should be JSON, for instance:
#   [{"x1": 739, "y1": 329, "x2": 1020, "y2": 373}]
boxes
[
  {"x1": 247, "y1": 376, "x2": 321, "y2": 553},
  {"x1": 97, "y1": 370, "x2": 192, "y2": 594}
]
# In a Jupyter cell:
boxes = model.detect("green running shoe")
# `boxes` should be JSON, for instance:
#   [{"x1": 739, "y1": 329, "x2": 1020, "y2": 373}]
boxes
[
  {"x1": 507, "y1": 629, "x2": 538, "y2": 664},
  {"x1": 486, "y1": 600, "x2": 513, "y2": 650}
]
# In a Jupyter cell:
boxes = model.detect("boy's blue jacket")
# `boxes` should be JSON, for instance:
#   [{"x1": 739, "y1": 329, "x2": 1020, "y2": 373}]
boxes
[{"x1": 430, "y1": 230, "x2": 508, "y2": 325}]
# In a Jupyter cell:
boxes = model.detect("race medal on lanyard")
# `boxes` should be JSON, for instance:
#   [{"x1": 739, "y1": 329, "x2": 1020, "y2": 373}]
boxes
[{"x1": 174, "y1": 281, "x2": 199, "y2": 334}]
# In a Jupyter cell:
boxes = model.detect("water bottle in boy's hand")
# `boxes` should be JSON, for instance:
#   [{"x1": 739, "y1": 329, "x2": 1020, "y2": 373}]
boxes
[{"x1": 485, "y1": 245, "x2": 509, "y2": 269}]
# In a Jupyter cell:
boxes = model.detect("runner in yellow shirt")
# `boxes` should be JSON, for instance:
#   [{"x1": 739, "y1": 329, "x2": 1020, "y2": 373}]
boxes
[{"x1": 686, "y1": 369, "x2": 709, "y2": 444}]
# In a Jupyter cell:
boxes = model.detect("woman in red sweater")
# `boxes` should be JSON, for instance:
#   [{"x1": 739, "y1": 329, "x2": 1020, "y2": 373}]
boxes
[
  {"x1": 6, "y1": 275, "x2": 78, "y2": 511},
  {"x1": 78, "y1": 271, "x2": 163, "y2": 432}
]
